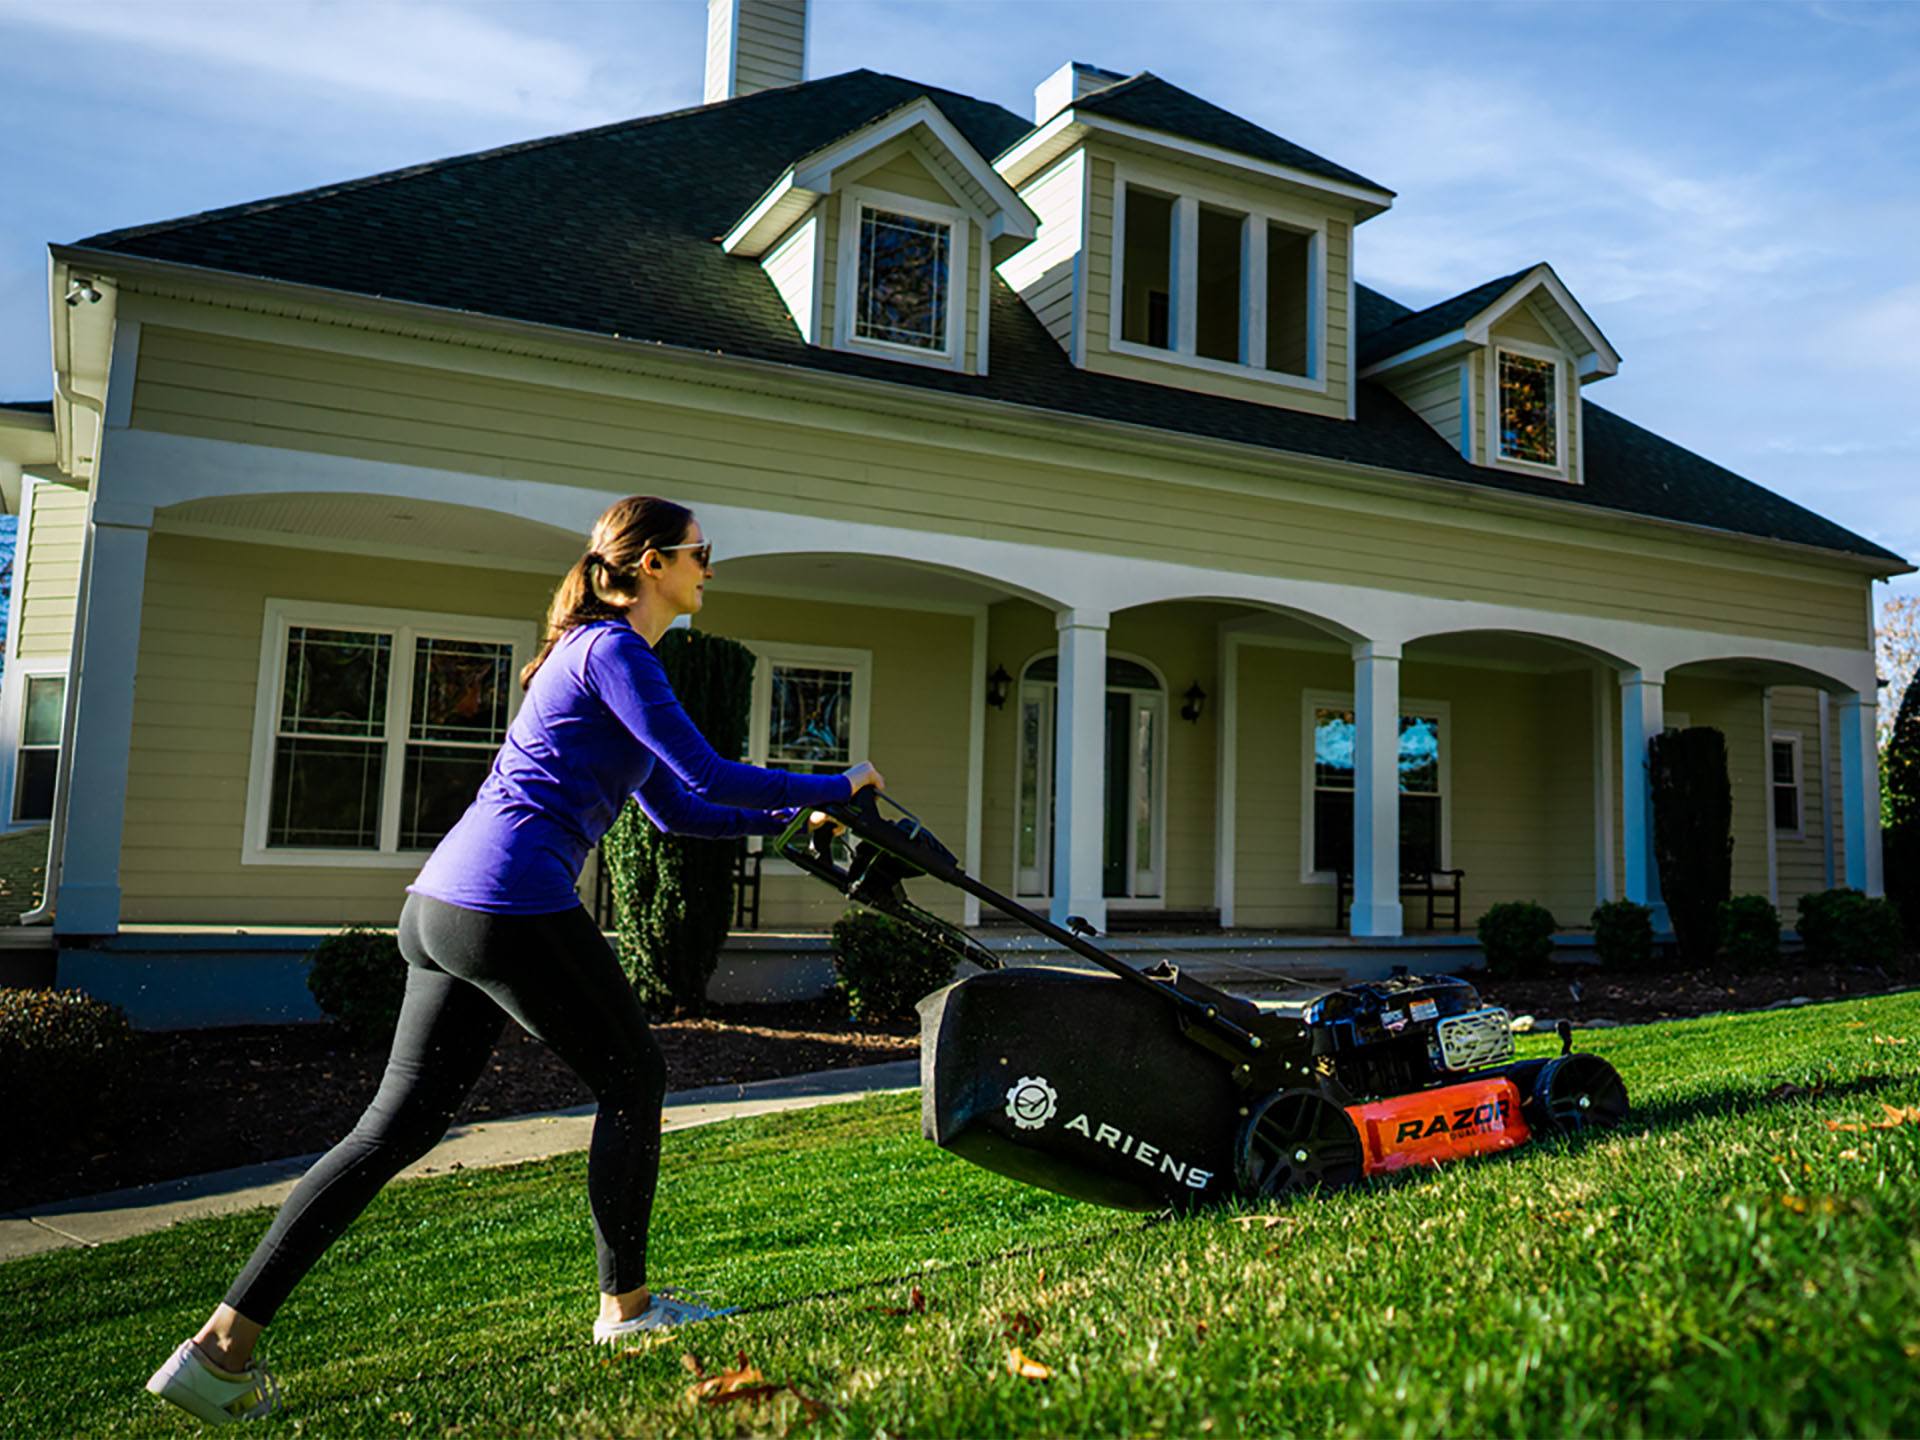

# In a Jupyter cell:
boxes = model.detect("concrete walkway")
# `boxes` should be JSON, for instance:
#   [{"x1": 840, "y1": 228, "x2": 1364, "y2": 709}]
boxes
[{"x1": 0, "y1": 1059, "x2": 918, "y2": 1265}]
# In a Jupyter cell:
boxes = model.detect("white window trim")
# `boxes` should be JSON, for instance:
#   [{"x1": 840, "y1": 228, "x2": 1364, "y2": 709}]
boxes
[
  {"x1": 740, "y1": 638, "x2": 872, "y2": 873},
  {"x1": 834, "y1": 185, "x2": 970, "y2": 371},
  {"x1": 1298, "y1": 689, "x2": 1453, "y2": 886},
  {"x1": 1486, "y1": 338, "x2": 1570, "y2": 480},
  {"x1": 1107, "y1": 159, "x2": 1329, "y2": 394},
  {"x1": 1771, "y1": 730, "x2": 1806, "y2": 841},
  {"x1": 0, "y1": 472, "x2": 56, "y2": 833},
  {"x1": 5, "y1": 658, "x2": 68, "y2": 829},
  {"x1": 243, "y1": 598, "x2": 534, "y2": 868},
  {"x1": 1009, "y1": 650, "x2": 1169, "y2": 905}
]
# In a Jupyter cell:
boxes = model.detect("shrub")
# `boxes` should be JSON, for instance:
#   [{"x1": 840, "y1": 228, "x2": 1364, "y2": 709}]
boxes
[
  {"x1": 1591, "y1": 900, "x2": 1654, "y2": 972},
  {"x1": 306, "y1": 926, "x2": 406, "y2": 1046},
  {"x1": 1885, "y1": 679, "x2": 1920, "y2": 939},
  {"x1": 1795, "y1": 888, "x2": 1904, "y2": 969},
  {"x1": 830, "y1": 909, "x2": 956, "y2": 1022},
  {"x1": 1650, "y1": 726, "x2": 1734, "y2": 967},
  {"x1": 1476, "y1": 901, "x2": 1557, "y2": 979},
  {"x1": 0, "y1": 987, "x2": 135, "y2": 1144},
  {"x1": 1719, "y1": 894, "x2": 1780, "y2": 968},
  {"x1": 604, "y1": 628, "x2": 759, "y2": 1015}
]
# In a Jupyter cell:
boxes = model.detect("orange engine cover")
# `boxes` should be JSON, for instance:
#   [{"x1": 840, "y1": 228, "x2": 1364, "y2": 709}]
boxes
[{"x1": 1346, "y1": 1076, "x2": 1532, "y2": 1176}]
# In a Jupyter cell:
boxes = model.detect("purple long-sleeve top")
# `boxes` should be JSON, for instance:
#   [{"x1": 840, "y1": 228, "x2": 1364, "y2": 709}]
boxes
[{"x1": 409, "y1": 618, "x2": 852, "y2": 915}]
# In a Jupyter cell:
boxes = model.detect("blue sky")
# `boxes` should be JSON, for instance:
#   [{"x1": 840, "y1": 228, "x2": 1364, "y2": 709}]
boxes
[{"x1": 1, "y1": 0, "x2": 1915, "y2": 601}]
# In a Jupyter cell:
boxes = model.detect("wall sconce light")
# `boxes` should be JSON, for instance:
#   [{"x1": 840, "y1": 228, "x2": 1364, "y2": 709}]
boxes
[
  {"x1": 986, "y1": 663, "x2": 1012, "y2": 710},
  {"x1": 65, "y1": 277, "x2": 102, "y2": 307},
  {"x1": 1181, "y1": 681, "x2": 1207, "y2": 723}
]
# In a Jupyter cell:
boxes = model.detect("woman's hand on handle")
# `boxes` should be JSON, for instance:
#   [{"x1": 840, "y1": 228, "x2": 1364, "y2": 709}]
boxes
[{"x1": 844, "y1": 761, "x2": 885, "y2": 796}]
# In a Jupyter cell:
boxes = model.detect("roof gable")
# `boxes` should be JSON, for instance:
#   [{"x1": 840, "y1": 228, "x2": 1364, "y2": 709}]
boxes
[{"x1": 1359, "y1": 263, "x2": 1620, "y2": 379}]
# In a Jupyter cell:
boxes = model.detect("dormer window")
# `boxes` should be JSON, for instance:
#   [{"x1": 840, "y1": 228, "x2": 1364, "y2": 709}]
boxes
[
  {"x1": 1110, "y1": 165, "x2": 1325, "y2": 390},
  {"x1": 854, "y1": 205, "x2": 951, "y2": 350},
  {"x1": 1497, "y1": 348, "x2": 1558, "y2": 466}
]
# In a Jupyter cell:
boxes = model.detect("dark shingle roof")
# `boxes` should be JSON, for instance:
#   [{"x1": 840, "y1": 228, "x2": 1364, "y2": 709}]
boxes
[
  {"x1": 70, "y1": 69, "x2": 1901, "y2": 568},
  {"x1": 1356, "y1": 268, "x2": 1533, "y2": 368},
  {"x1": 1065, "y1": 73, "x2": 1391, "y2": 196}
]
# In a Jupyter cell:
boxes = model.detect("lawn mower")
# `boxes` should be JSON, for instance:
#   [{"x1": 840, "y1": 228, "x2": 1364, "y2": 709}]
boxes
[{"x1": 775, "y1": 791, "x2": 1628, "y2": 1211}]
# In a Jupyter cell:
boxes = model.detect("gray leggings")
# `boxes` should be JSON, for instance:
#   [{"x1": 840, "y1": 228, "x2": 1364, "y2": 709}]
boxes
[{"x1": 226, "y1": 892, "x2": 666, "y2": 1324}]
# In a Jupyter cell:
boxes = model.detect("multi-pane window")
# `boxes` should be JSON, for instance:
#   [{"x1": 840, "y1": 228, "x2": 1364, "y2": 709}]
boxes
[
  {"x1": 13, "y1": 674, "x2": 65, "y2": 823},
  {"x1": 1312, "y1": 708, "x2": 1444, "y2": 876},
  {"x1": 1498, "y1": 350, "x2": 1559, "y2": 466},
  {"x1": 253, "y1": 607, "x2": 524, "y2": 859},
  {"x1": 854, "y1": 206, "x2": 951, "y2": 351},
  {"x1": 766, "y1": 664, "x2": 854, "y2": 774},
  {"x1": 1771, "y1": 736, "x2": 1803, "y2": 834}
]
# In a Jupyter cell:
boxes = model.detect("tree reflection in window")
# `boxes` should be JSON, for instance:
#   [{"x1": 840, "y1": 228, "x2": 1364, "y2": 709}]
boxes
[
  {"x1": 856, "y1": 207, "x2": 950, "y2": 350},
  {"x1": 1312, "y1": 709, "x2": 1443, "y2": 875},
  {"x1": 769, "y1": 664, "x2": 852, "y2": 773},
  {"x1": 1499, "y1": 351, "x2": 1557, "y2": 465}
]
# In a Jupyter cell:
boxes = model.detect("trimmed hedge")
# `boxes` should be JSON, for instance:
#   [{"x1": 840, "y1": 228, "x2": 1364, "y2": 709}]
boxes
[
  {"x1": 1649, "y1": 726, "x2": 1733, "y2": 967},
  {"x1": 830, "y1": 909, "x2": 956, "y2": 1021},
  {"x1": 1477, "y1": 901, "x2": 1556, "y2": 979},
  {"x1": 1591, "y1": 900, "x2": 1654, "y2": 972},
  {"x1": 1796, "y1": 888, "x2": 1904, "y2": 969},
  {"x1": 1718, "y1": 894, "x2": 1780, "y2": 969},
  {"x1": 603, "y1": 628, "x2": 759, "y2": 1015},
  {"x1": 0, "y1": 987, "x2": 135, "y2": 1144},
  {"x1": 306, "y1": 925, "x2": 407, "y2": 1046},
  {"x1": 1886, "y1": 677, "x2": 1920, "y2": 939}
]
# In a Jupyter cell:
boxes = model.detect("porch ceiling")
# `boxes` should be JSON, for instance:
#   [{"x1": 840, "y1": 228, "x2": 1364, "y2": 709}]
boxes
[{"x1": 713, "y1": 551, "x2": 1013, "y2": 608}]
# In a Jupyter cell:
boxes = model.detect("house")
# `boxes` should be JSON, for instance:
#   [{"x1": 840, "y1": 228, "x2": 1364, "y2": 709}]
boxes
[{"x1": 15, "y1": 0, "x2": 1907, "y2": 1019}]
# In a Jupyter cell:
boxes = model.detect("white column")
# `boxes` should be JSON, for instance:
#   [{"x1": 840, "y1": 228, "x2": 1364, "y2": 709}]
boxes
[
  {"x1": 1172, "y1": 196, "x2": 1199, "y2": 357},
  {"x1": 1762, "y1": 688, "x2": 1779, "y2": 907},
  {"x1": 53, "y1": 513, "x2": 152, "y2": 935},
  {"x1": 1591, "y1": 665, "x2": 1616, "y2": 906},
  {"x1": 1837, "y1": 691, "x2": 1884, "y2": 895},
  {"x1": 1051, "y1": 609, "x2": 1109, "y2": 933},
  {"x1": 1620, "y1": 669, "x2": 1669, "y2": 929},
  {"x1": 1350, "y1": 642, "x2": 1403, "y2": 938}
]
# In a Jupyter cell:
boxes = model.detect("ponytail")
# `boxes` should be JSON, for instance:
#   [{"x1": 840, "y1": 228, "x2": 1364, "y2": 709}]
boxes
[{"x1": 521, "y1": 496, "x2": 694, "y2": 689}]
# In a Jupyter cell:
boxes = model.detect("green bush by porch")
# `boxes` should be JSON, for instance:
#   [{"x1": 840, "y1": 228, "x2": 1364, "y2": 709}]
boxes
[{"x1": 11, "y1": 995, "x2": 1918, "y2": 1436}]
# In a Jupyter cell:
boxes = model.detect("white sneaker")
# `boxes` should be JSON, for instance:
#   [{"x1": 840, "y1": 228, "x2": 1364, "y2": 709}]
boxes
[
  {"x1": 145, "y1": 1340, "x2": 280, "y2": 1425},
  {"x1": 592, "y1": 1288, "x2": 737, "y2": 1344}
]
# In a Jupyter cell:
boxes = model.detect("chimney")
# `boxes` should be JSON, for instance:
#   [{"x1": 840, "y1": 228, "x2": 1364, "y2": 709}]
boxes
[
  {"x1": 1033, "y1": 61, "x2": 1125, "y2": 125},
  {"x1": 705, "y1": 0, "x2": 809, "y2": 104}
]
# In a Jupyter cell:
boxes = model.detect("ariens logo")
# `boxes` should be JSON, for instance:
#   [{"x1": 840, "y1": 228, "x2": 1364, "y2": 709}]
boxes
[{"x1": 1004, "y1": 1076, "x2": 1058, "y2": 1130}]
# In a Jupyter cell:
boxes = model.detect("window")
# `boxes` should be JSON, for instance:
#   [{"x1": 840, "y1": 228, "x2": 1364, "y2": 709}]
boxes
[
  {"x1": 1771, "y1": 735, "x2": 1803, "y2": 836},
  {"x1": 1112, "y1": 165, "x2": 1324, "y2": 388},
  {"x1": 743, "y1": 640, "x2": 872, "y2": 856},
  {"x1": 1120, "y1": 185, "x2": 1174, "y2": 349},
  {"x1": 854, "y1": 206, "x2": 950, "y2": 350},
  {"x1": 245, "y1": 601, "x2": 530, "y2": 865},
  {"x1": 1308, "y1": 704, "x2": 1446, "y2": 878},
  {"x1": 13, "y1": 674, "x2": 65, "y2": 823},
  {"x1": 1497, "y1": 348, "x2": 1559, "y2": 467}
]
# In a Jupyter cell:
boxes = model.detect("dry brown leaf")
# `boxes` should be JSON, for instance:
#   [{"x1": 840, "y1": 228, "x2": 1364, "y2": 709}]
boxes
[
  {"x1": 1195, "y1": 1320, "x2": 1210, "y2": 1342},
  {"x1": 1006, "y1": 1347, "x2": 1052, "y2": 1380},
  {"x1": 1230, "y1": 1214, "x2": 1295, "y2": 1231},
  {"x1": 681, "y1": 1353, "x2": 704, "y2": 1376},
  {"x1": 869, "y1": 1285, "x2": 929, "y2": 1318},
  {"x1": 1826, "y1": 1104, "x2": 1920, "y2": 1133},
  {"x1": 1003, "y1": 1311, "x2": 1043, "y2": 1340},
  {"x1": 1839, "y1": 1148, "x2": 1865, "y2": 1160},
  {"x1": 685, "y1": 1352, "x2": 765, "y2": 1405}
]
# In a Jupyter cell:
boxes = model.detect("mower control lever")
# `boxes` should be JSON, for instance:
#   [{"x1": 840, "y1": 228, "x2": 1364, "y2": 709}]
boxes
[{"x1": 1065, "y1": 915, "x2": 1100, "y2": 939}]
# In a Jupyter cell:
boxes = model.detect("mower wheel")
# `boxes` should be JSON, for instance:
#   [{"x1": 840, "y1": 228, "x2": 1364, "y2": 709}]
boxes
[
  {"x1": 1235, "y1": 1089, "x2": 1365, "y2": 1198},
  {"x1": 1523, "y1": 1053, "x2": 1629, "y2": 1134}
]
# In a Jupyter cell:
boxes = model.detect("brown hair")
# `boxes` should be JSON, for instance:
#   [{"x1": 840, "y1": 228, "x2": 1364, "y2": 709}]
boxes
[{"x1": 520, "y1": 495, "x2": 695, "y2": 689}]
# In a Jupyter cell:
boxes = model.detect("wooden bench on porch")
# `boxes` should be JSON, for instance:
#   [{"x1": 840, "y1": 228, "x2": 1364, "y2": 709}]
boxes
[{"x1": 1335, "y1": 868, "x2": 1467, "y2": 932}]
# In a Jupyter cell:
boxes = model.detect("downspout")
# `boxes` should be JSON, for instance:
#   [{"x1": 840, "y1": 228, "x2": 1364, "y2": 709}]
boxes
[{"x1": 20, "y1": 375, "x2": 106, "y2": 927}]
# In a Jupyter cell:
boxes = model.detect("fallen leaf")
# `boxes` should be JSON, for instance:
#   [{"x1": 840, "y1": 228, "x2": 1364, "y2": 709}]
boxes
[
  {"x1": 1845, "y1": 1021, "x2": 1868, "y2": 1029},
  {"x1": 1825, "y1": 1104, "x2": 1920, "y2": 1132},
  {"x1": 701, "y1": 1382, "x2": 785, "y2": 1408},
  {"x1": 869, "y1": 1286, "x2": 929, "y2": 1318},
  {"x1": 685, "y1": 1353, "x2": 765, "y2": 1405},
  {"x1": 1231, "y1": 1214, "x2": 1295, "y2": 1231},
  {"x1": 1195, "y1": 1319, "x2": 1209, "y2": 1341},
  {"x1": 1839, "y1": 1148, "x2": 1865, "y2": 1160},
  {"x1": 1003, "y1": 1311, "x2": 1043, "y2": 1340},
  {"x1": 1872, "y1": 1035, "x2": 1909, "y2": 1046},
  {"x1": 1006, "y1": 1347, "x2": 1052, "y2": 1380},
  {"x1": 681, "y1": 1353, "x2": 703, "y2": 1376}
]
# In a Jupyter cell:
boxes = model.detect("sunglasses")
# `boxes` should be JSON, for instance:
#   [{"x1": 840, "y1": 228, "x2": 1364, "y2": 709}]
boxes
[{"x1": 654, "y1": 540, "x2": 714, "y2": 568}]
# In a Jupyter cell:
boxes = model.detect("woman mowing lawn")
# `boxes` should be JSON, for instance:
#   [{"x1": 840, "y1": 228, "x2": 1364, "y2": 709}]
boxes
[{"x1": 146, "y1": 496, "x2": 881, "y2": 1425}]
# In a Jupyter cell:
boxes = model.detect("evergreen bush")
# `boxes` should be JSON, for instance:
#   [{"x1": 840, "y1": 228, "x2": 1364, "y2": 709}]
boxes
[
  {"x1": 1883, "y1": 679, "x2": 1920, "y2": 940},
  {"x1": 830, "y1": 909, "x2": 956, "y2": 1021},
  {"x1": 1650, "y1": 726, "x2": 1733, "y2": 966},
  {"x1": 306, "y1": 925, "x2": 407, "y2": 1046},
  {"x1": 603, "y1": 627, "x2": 759, "y2": 1015},
  {"x1": 1795, "y1": 888, "x2": 1904, "y2": 969},
  {"x1": 1718, "y1": 894, "x2": 1780, "y2": 969},
  {"x1": 1590, "y1": 899, "x2": 1654, "y2": 972},
  {"x1": 0, "y1": 987, "x2": 135, "y2": 1144},
  {"x1": 1476, "y1": 901, "x2": 1557, "y2": 979}
]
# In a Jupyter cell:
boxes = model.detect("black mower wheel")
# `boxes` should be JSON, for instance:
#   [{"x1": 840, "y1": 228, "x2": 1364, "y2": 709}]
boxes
[
  {"x1": 1235, "y1": 1089, "x2": 1365, "y2": 1198},
  {"x1": 1523, "y1": 1054, "x2": 1630, "y2": 1135}
]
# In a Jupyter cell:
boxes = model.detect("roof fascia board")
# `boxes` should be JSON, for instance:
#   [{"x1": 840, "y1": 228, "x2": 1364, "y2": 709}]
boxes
[
  {"x1": 69, "y1": 245, "x2": 1907, "y2": 581},
  {"x1": 1072, "y1": 112, "x2": 1394, "y2": 218},
  {"x1": 1357, "y1": 328, "x2": 1472, "y2": 379},
  {"x1": 1466, "y1": 264, "x2": 1620, "y2": 376},
  {"x1": 725, "y1": 97, "x2": 1035, "y2": 257},
  {"x1": 992, "y1": 109, "x2": 1082, "y2": 186}
]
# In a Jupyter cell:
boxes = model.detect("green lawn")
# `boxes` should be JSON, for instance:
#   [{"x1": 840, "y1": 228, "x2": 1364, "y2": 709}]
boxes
[{"x1": 5, "y1": 995, "x2": 1919, "y2": 1437}]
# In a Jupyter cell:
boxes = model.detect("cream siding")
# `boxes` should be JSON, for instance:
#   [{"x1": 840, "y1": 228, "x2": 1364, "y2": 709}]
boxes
[
  {"x1": 1382, "y1": 359, "x2": 1464, "y2": 454},
  {"x1": 761, "y1": 208, "x2": 820, "y2": 343},
  {"x1": 720, "y1": 0, "x2": 806, "y2": 99},
  {"x1": 17, "y1": 479, "x2": 89, "y2": 660},
  {"x1": 1769, "y1": 686, "x2": 1837, "y2": 914},
  {"x1": 1082, "y1": 148, "x2": 1351, "y2": 421},
  {"x1": 127, "y1": 324, "x2": 1873, "y2": 651},
  {"x1": 999, "y1": 149, "x2": 1085, "y2": 356}
]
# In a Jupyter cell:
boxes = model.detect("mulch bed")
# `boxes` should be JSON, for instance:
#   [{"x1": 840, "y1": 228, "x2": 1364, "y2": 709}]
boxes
[
  {"x1": 2, "y1": 999, "x2": 914, "y2": 1210},
  {"x1": 1475, "y1": 953, "x2": 1920, "y2": 1028}
]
